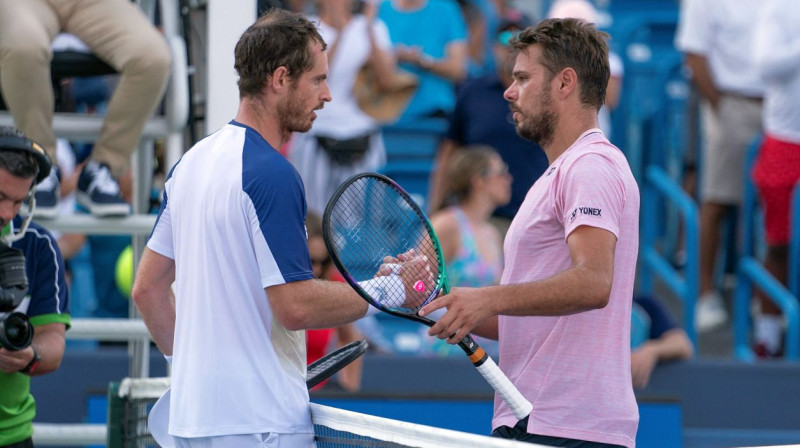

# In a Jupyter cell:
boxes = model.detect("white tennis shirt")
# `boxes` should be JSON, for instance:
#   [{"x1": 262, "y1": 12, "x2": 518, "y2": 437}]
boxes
[{"x1": 148, "y1": 121, "x2": 315, "y2": 438}]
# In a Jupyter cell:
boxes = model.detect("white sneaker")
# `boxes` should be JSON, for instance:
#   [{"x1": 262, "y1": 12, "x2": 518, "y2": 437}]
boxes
[{"x1": 696, "y1": 291, "x2": 728, "y2": 333}]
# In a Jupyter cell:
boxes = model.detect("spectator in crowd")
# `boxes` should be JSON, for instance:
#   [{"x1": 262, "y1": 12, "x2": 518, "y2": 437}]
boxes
[
  {"x1": 630, "y1": 295, "x2": 694, "y2": 389},
  {"x1": 431, "y1": 145, "x2": 509, "y2": 288},
  {"x1": 676, "y1": 0, "x2": 764, "y2": 332},
  {"x1": 427, "y1": 145, "x2": 509, "y2": 358},
  {"x1": 429, "y1": 14, "x2": 548, "y2": 236},
  {"x1": 379, "y1": 0, "x2": 469, "y2": 118},
  {"x1": 290, "y1": 0, "x2": 398, "y2": 216},
  {"x1": 456, "y1": 0, "x2": 493, "y2": 78},
  {"x1": 0, "y1": 0, "x2": 171, "y2": 217},
  {"x1": 546, "y1": 0, "x2": 623, "y2": 140},
  {"x1": 750, "y1": 0, "x2": 800, "y2": 358},
  {"x1": 0, "y1": 127, "x2": 70, "y2": 448}
]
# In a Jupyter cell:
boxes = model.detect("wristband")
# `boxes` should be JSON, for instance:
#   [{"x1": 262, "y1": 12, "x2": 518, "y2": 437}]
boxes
[
  {"x1": 20, "y1": 345, "x2": 41, "y2": 375},
  {"x1": 164, "y1": 355, "x2": 173, "y2": 365},
  {"x1": 358, "y1": 273, "x2": 406, "y2": 317}
]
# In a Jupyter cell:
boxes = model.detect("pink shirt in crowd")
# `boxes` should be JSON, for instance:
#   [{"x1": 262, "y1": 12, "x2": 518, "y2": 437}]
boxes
[{"x1": 494, "y1": 129, "x2": 640, "y2": 447}]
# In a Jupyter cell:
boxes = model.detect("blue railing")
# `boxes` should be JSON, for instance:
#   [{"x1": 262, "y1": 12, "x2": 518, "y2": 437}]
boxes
[
  {"x1": 790, "y1": 186, "x2": 800, "y2": 298},
  {"x1": 639, "y1": 165, "x2": 700, "y2": 349},
  {"x1": 379, "y1": 117, "x2": 448, "y2": 208}
]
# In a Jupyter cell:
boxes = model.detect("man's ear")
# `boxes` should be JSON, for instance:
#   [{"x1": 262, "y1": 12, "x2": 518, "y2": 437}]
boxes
[
  {"x1": 270, "y1": 66, "x2": 291, "y2": 91},
  {"x1": 555, "y1": 67, "x2": 578, "y2": 100}
]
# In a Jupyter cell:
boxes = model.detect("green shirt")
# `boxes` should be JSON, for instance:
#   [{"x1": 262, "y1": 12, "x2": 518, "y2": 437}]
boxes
[{"x1": 0, "y1": 314, "x2": 71, "y2": 445}]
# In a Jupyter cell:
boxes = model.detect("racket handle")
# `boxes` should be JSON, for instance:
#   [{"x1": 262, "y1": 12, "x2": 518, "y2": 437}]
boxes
[{"x1": 475, "y1": 357, "x2": 533, "y2": 421}]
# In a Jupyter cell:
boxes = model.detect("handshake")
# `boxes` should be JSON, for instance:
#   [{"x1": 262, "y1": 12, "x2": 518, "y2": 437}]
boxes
[{"x1": 358, "y1": 249, "x2": 436, "y2": 312}]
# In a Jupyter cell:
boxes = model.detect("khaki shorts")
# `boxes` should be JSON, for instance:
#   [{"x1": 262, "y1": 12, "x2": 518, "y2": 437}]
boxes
[{"x1": 699, "y1": 94, "x2": 762, "y2": 205}]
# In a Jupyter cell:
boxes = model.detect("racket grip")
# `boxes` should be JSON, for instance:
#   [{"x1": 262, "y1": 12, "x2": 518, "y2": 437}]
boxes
[{"x1": 475, "y1": 357, "x2": 533, "y2": 420}]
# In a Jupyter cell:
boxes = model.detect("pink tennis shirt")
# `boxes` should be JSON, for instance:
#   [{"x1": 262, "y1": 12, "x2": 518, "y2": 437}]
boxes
[{"x1": 494, "y1": 130, "x2": 640, "y2": 447}]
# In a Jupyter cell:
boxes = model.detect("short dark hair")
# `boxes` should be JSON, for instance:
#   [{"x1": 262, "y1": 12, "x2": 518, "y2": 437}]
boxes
[
  {"x1": 510, "y1": 18, "x2": 610, "y2": 110},
  {"x1": 0, "y1": 127, "x2": 39, "y2": 181},
  {"x1": 234, "y1": 8, "x2": 327, "y2": 98}
]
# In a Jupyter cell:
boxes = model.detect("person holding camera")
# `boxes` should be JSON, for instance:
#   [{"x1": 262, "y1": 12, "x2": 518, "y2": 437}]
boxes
[{"x1": 0, "y1": 126, "x2": 70, "y2": 448}]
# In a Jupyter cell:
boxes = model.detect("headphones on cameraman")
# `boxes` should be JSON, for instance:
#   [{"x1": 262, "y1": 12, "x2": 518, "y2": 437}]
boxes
[
  {"x1": 0, "y1": 126, "x2": 53, "y2": 244},
  {"x1": 0, "y1": 126, "x2": 52, "y2": 185}
]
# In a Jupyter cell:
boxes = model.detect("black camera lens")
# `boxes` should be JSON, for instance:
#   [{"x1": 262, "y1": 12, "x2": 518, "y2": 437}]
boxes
[{"x1": 0, "y1": 312, "x2": 33, "y2": 351}]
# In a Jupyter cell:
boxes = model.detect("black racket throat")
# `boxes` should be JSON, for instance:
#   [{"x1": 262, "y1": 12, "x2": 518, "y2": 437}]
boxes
[{"x1": 378, "y1": 305, "x2": 488, "y2": 366}]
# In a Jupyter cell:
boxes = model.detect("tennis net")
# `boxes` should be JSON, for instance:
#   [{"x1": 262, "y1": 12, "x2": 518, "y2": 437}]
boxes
[{"x1": 108, "y1": 377, "x2": 533, "y2": 447}]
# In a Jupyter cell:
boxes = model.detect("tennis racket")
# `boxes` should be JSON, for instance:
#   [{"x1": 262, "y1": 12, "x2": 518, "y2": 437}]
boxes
[
  {"x1": 306, "y1": 339, "x2": 368, "y2": 389},
  {"x1": 322, "y1": 173, "x2": 532, "y2": 420}
]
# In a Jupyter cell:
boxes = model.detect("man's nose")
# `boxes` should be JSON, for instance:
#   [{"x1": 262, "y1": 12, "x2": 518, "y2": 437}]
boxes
[{"x1": 0, "y1": 202, "x2": 17, "y2": 224}]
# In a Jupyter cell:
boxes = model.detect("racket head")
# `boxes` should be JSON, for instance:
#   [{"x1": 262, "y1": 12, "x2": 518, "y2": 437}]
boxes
[
  {"x1": 306, "y1": 339, "x2": 368, "y2": 389},
  {"x1": 322, "y1": 173, "x2": 449, "y2": 323}
]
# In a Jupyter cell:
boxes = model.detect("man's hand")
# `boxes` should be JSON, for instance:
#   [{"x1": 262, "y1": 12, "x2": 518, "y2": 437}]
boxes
[
  {"x1": 419, "y1": 287, "x2": 495, "y2": 343},
  {"x1": 0, "y1": 345, "x2": 35, "y2": 374}
]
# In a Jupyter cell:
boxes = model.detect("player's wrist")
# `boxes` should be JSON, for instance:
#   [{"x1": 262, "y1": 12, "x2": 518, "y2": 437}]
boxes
[{"x1": 20, "y1": 345, "x2": 41, "y2": 375}]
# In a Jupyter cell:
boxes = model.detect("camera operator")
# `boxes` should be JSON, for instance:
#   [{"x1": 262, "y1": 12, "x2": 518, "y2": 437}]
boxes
[{"x1": 0, "y1": 126, "x2": 69, "y2": 448}]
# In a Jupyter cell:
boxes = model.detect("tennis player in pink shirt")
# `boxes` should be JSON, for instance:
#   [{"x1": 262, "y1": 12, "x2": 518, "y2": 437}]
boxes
[{"x1": 420, "y1": 18, "x2": 640, "y2": 447}]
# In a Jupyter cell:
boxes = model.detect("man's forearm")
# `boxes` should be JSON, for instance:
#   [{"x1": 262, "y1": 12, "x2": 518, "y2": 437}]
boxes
[
  {"x1": 136, "y1": 290, "x2": 176, "y2": 355},
  {"x1": 267, "y1": 279, "x2": 369, "y2": 331},
  {"x1": 491, "y1": 264, "x2": 613, "y2": 317},
  {"x1": 686, "y1": 53, "x2": 721, "y2": 107}
]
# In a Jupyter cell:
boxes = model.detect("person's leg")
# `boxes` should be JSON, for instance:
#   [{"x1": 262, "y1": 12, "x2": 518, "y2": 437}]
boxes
[
  {"x1": 751, "y1": 135, "x2": 800, "y2": 357},
  {"x1": 0, "y1": 0, "x2": 62, "y2": 216},
  {"x1": 753, "y1": 244, "x2": 788, "y2": 356},
  {"x1": 699, "y1": 201, "x2": 728, "y2": 295},
  {"x1": 0, "y1": 0, "x2": 60, "y2": 161},
  {"x1": 696, "y1": 96, "x2": 762, "y2": 332},
  {"x1": 695, "y1": 98, "x2": 732, "y2": 332},
  {"x1": 59, "y1": 0, "x2": 171, "y2": 177}
]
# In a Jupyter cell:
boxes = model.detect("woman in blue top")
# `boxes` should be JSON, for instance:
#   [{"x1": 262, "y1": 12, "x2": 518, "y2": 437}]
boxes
[
  {"x1": 431, "y1": 145, "x2": 510, "y2": 287},
  {"x1": 426, "y1": 145, "x2": 510, "y2": 357}
]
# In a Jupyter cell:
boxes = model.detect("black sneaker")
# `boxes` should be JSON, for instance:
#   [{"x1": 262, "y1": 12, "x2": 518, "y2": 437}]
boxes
[
  {"x1": 24, "y1": 166, "x2": 61, "y2": 219},
  {"x1": 77, "y1": 161, "x2": 130, "y2": 216}
]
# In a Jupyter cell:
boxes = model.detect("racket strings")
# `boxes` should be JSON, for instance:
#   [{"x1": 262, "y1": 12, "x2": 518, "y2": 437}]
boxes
[{"x1": 327, "y1": 177, "x2": 443, "y2": 312}]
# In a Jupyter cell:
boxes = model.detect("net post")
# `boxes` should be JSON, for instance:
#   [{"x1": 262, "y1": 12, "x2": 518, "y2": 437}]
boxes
[{"x1": 106, "y1": 381, "x2": 122, "y2": 448}]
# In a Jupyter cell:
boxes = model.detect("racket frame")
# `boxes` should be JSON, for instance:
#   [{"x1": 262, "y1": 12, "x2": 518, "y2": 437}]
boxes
[{"x1": 306, "y1": 339, "x2": 369, "y2": 389}]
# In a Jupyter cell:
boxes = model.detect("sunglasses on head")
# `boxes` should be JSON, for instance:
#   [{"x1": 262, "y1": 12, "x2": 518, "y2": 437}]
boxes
[{"x1": 497, "y1": 30, "x2": 520, "y2": 46}]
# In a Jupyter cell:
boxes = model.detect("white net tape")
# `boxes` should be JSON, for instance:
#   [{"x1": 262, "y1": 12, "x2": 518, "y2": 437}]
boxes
[
  {"x1": 35, "y1": 377, "x2": 544, "y2": 447},
  {"x1": 310, "y1": 403, "x2": 537, "y2": 448}
]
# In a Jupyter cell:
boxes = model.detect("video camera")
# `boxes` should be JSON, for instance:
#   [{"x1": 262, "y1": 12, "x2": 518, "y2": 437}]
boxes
[{"x1": 0, "y1": 240, "x2": 33, "y2": 351}]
